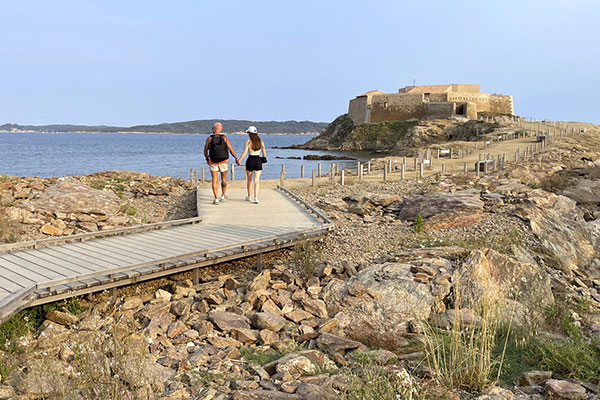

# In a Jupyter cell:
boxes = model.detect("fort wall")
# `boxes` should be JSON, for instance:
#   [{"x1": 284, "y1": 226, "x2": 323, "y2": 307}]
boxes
[
  {"x1": 423, "y1": 102, "x2": 455, "y2": 119},
  {"x1": 370, "y1": 93, "x2": 424, "y2": 123},
  {"x1": 348, "y1": 96, "x2": 369, "y2": 124}
]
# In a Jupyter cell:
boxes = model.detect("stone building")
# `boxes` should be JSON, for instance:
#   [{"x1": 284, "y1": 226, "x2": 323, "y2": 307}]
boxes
[{"x1": 348, "y1": 84, "x2": 513, "y2": 124}]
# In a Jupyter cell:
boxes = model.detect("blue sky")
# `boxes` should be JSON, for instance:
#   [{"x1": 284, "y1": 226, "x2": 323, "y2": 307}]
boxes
[{"x1": 0, "y1": 0, "x2": 598, "y2": 125}]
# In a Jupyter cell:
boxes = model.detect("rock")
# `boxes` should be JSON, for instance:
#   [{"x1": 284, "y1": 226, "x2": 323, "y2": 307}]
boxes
[
  {"x1": 37, "y1": 321, "x2": 69, "y2": 349},
  {"x1": 117, "y1": 356, "x2": 176, "y2": 388},
  {"x1": 346, "y1": 281, "x2": 366, "y2": 297},
  {"x1": 545, "y1": 379, "x2": 586, "y2": 400},
  {"x1": 456, "y1": 249, "x2": 554, "y2": 323},
  {"x1": 122, "y1": 296, "x2": 143, "y2": 311},
  {"x1": 39, "y1": 223, "x2": 63, "y2": 236},
  {"x1": 231, "y1": 328, "x2": 258, "y2": 344},
  {"x1": 170, "y1": 300, "x2": 191, "y2": 318},
  {"x1": 315, "y1": 332, "x2": 362, "y2": 355},
  {"x1": 275, "y1": 355, "x2": 318, "y2": 379},
  {"x1": 207, "y1": 336, "x2": 243, "y2": 348},
  {"x1": 0, "y1": 385, "x2": 16, "y2": 400},
  {"x1": 258, "y1": 329, "x2": 279, "y2": 346},
  {"x1": 285, "y1": 308, "x2": 314, "y2": 323},
  {"x1": 393, "y1": 190, "x2": 483, "y2": 221},
  {"x1": 321, "y1": 262, "x2": 433, "y2": 349},
  {"x1": 30, "y1": 176, "x2": 124, "y2": 216},
  {"x1": 514, "y1": 190, "x2": 596, "y2": 274},
  {"x1": 248, "y1": 270, "x2": 271, "y2": 292},
  {"x1": 518, "y1": 370, "x2": 552, "y2": 387},
  {"x1": 167, "y1": 321, "x2": 187, "y2": 338},
  {"x1": 477, "y1": 386, "x2": 514, "y2": 400},
  {"x1": 45, "y1": 310, "x2": 78, "y2": 326},
  {"x1": 300, "y1": 298, "x2": 328, "y2": 319},
  {"x1": 253, "y1": 312, "x2": 286, "y2": 332},
  {"x1": 193, "y1": 320, "x2": 214, "y2": 336},
  {"x1": 155, "y1": 289, "x2": 172, "y2": 302},
  {"x1": 13, "y1": 359, "x2": 70, "y2": 397},
  {"x1": 261, "y1": 299, "x2": 283, "y2": 316},
  {"x1": 316, "y1": 198, "x2": 347, "y2": 212},
  {"x1": 209, "y1": 310, "x2": 251, "y2": 331}
]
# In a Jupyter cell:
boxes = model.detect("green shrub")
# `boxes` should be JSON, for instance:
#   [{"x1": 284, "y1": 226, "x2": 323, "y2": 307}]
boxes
[
  {"x1": 127, "y1": 206, "x2": 137, "y2": 216},
  {"x1": 413, "y1": 214, "x2": 424, "y2": 233}
]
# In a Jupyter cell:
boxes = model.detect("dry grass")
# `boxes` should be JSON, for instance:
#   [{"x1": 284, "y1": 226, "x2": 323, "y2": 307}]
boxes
[{"x1": 420, "y1": 282, "x2": 505, "y2": 393}]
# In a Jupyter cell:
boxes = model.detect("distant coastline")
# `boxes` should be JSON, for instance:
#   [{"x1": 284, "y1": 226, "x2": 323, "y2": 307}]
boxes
[
  {"x1": 0, "y1": 130, "x2": 317, "y2": 135},
  {"x1": 0, "y1": 118, "x2": 328, "y2": 135}
]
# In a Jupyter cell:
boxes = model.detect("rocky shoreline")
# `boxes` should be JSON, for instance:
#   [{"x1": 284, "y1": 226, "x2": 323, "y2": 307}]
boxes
[{"x1": 1, "y1": 125, "x2": 600, "y2": 399}]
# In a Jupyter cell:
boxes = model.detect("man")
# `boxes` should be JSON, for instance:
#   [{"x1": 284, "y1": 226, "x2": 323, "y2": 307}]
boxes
[{"x1": 203, "y1": 122, "x2": 239, "y2": 204}]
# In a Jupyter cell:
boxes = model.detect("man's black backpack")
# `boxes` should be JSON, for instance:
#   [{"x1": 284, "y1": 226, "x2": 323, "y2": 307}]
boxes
[{"x1": 209, "y1": 134, "x2": 229, "y2": 163}]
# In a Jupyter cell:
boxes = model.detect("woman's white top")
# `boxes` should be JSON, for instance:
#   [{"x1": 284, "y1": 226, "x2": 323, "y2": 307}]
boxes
[{"x1": 249, "y1": 141, "x2": 262, "y2": 156}]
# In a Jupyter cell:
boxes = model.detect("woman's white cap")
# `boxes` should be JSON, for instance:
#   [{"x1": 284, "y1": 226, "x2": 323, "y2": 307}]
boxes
[{"x1": 245, "y1": 126, "x2": 257, "y2": 134}]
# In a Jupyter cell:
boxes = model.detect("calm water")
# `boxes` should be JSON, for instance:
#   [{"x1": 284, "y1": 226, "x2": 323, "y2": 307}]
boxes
[{"x1": 0, "y1": 132, "x2": 371, "y2": 180}]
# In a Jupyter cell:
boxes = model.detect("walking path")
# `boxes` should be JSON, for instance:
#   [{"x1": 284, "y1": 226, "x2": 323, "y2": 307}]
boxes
[{"x1": 0, "y1": 187, "x2": 332, "y2": 324}]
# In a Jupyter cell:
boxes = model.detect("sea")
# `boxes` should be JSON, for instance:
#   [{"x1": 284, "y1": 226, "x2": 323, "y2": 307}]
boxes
[{"x1": 0, "y1": 132, "x2": 372, "y2": 180}]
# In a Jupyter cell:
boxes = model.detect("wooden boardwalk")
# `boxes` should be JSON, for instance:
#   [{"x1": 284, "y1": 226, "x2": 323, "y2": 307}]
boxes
[{"x1": 0, "y1": 186, "x2": 332, "y2": 323}]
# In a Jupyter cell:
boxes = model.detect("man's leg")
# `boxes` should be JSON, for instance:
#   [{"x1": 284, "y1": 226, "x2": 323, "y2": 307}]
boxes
[
  {"x1": 211, "y1": 170, "x2": 219, "y2": 199},
  {"x1": 220, "y1": 170, "x2": 228, "y2": 198}
]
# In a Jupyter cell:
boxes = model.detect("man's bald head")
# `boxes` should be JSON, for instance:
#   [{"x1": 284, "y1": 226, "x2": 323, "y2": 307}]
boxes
[{"x1": 212, "y1": 123, "x2": 223, "y2": 134}]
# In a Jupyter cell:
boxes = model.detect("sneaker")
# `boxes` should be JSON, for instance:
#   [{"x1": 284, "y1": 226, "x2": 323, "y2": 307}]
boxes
[
  {"x1": 253, "y1": 198, "x2": 260, "y2": 204},
  {"x1": 219, "y1": 195, "x2": 228, "y2": 202},
  {"x1": 212, "y1": 198, "x2": 220, "y2": 205},
  {"x1": 245, "y1": 196, "x2": 252, "y2": 202}
]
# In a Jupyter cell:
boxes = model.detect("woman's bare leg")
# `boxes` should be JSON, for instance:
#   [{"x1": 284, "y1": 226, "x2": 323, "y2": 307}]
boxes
[
  {"x1": 246, "y1": 170, "x2": 253, "y2": 198},
  {"x1": 253, "y1": 170, "x2": 262, "y2": 200}
]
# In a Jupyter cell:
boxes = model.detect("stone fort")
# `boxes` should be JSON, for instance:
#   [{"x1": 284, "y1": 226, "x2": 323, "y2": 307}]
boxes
[{"x1": 348, "y1": 84, "x2": 513, "y2": 124}]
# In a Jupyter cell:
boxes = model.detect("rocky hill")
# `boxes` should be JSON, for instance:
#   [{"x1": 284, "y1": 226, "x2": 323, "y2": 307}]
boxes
[
  {"x1": 302, "y1": 113, "x2": 512, "y2": 154},
  {"x1": 1, "y1": 127, "x2": 600, "y2": 399},
  {"x1": 0, "y1": 119, "x2": 329, "y2": 134}
]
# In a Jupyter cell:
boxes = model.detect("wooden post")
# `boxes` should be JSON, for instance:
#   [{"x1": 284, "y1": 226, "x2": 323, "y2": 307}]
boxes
[
  {"x1": 193, "y1": 268, "x2": 199, "y2": 285},
  {"x1": 358, "y1": 162, "x2": 363, "y2": 182},
  {"x1": 280, "y1": 170, "x2": 284, "y2": 187},
  {"x1": 413, "y1": 157, "x2": 417, "y2": 171},
  {"x1": 476, "y1": 162, "x2": 480, "y2": 176},
  {"x1": 437, "y1": 149, "x2": 440, "y2": 159},
  {"x1": 387, "y1": 159, "x2": 392, "y2": 173},
  {"x1": 200, "y1": 167, "x2": 205, "y2": 183},
  {"x1": 340, "y1": 169, "x2": 345, "y2": 186},
  {"x1": 464, "y1": 162, "x2": 468, "y2": 174},
  {"x1": 367, "y1": 161, "x2": 371, "y2": 174},
  {"x1": 312, "y1": 170, "x2": 316, "y2": 187},
  {"x1": 400, "y1": 163, "x2": 405, "y2": 180},
  {"x1": 318, "y1": 163, "x2": 322, "y2": 177},
  {"x1": 383, "y1": 166, "x2": 387, "y2": 182},
  {"x1": 256, "y1": 253, "x2": 263, "y2": 270},
  {"x1": 419, "y1": 163, "x2": 424, "y2": 178},
  {"x1": 336, "y1": 163, "x2": 340, "y2": 175},
  {"x1": 441, "y1": 163, "x2": 446, "y2": 173},
  {"x1": 189, "y1": 168, "x2": 193, "y2": 184},
  {"x1": 300, "y1": 165, "x2": 304, "y2": 179},
  {"x1": 193, "y1": 170, "x2": 197, "y2": 186},
  {"x1": 328, "y1": 164, "x2": 333, "y2": 184},
  {"x1": 281, "y1": 164, "x2": 286, "y2": 175}
]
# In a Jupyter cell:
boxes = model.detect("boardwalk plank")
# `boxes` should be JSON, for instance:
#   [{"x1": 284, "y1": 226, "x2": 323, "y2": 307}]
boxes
[
  {"x1": 2, "y1": 252, "x2": 75, "y2": 278},
  {"x1": 115, "y1": 235, "x2": 194, "y2": 256},
  {"x1": 0, "y1": 257, "x2": 56, "y2": 281},
  {"x1": 74, "y1": 241, "x2": 152, "y2": 264},
  {"x1": 57, "y1": 241, "x2": 143, "y2": 266},
  {"x1": 87, "y1": 239, "x2": 168, "y2": 261}
]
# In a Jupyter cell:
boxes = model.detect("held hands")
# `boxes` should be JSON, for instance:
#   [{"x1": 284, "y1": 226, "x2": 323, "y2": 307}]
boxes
[{"x1": 235, "y1": 158, "x2": 241, "y2": 166}]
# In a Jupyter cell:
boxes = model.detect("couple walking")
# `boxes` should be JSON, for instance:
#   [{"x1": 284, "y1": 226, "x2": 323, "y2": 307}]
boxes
[{"x1": 203, "y1": 122, "x2": 267, "y2": 205}]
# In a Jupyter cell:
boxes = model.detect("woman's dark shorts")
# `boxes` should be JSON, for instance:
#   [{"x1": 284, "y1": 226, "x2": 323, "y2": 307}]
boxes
[{"x1": 246, "y1": 155, "x2": 263, "y2": 171}]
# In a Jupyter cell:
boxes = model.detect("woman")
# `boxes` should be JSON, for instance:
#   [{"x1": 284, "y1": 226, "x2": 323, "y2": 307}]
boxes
[{"x1": 238, "y1": 126, "x2": 266, "y2": 204}]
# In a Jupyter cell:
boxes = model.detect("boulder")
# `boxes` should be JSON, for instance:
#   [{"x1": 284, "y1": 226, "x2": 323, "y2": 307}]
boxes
[
  {"x1": 45, "y1": 310, "x2": 78, "y2": 326},
  {"x1": 252, "y1": 312, "x2": 286, "y2": 332},
  {"x1": 208, "y1": 310, "x2": 251, "y2": 331},
  {"x1": 393, "y1": 190, "x2": 483, "y2": 221},
  {"x1": 545, "y1": 379, "x2": 586, "y2": 400},
  {"x1": 514, "y1": 190, "x2": 595, "y2": 274},
  {"x1": 456, "y1": 249, "x2": 554, "y2": 322},
  {"x1": 321, "y1": 262, "x2": 433, "y2": 349},
  {"x1": 518, "y1": 370, "x2": 552, "y2": 387},
  {"x1": 30, "y1": 176, "x2": 124, "y2": 216},
  {"x1": 248, "y1": 270, "x2": 271, "y2": 292}
]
